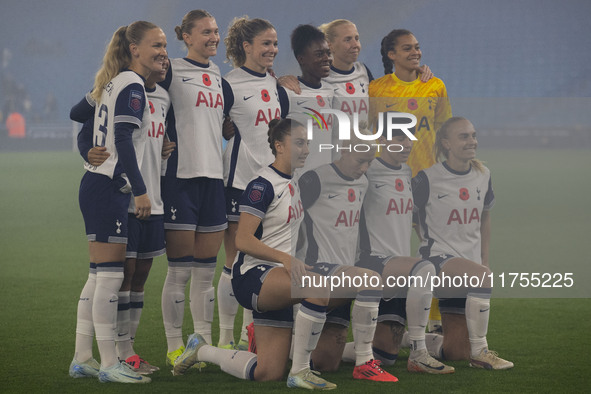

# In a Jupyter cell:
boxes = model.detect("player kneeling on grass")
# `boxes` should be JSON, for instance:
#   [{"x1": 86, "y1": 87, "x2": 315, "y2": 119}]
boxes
[
  {"x1": 173, "y1": 119, "x2": 337, "y2": 390},
  {"x1": 297, "y1": 134, "x2": 398, "y2": 382},
  {"x1": 412, "y1": 117, "x2": 513, "y2": 370},
  {"x1": 351, "y1": 122, "x2": 454, "y2": 374}
]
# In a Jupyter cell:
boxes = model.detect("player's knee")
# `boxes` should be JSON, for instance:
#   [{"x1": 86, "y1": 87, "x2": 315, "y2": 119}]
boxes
[{"x1": 254, "y1": 365, "x2": 285, "y2": 382}]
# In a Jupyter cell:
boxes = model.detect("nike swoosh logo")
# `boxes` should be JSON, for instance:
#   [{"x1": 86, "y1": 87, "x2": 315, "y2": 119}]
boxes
[
  {"x1": 209, "y1": 298, "x2": 215, "y2": 302},
  {"x1": 296, "y1": 100, "x2": 307, "y2": 105},
  {"x1": 311, "y1": 331, "x2": 321, "y2": 336},
  {"x1": 175, "y1": 300, "x2": 184, "y2": 304},
  {"x1": 419, "y1": 361, "x2": 445, "y2": 371},
  {"x1": 117, "y1": 333, "x2": 128, "y2": 337},
  {"x1": 424, "y1": 307, "x2": 431, "y2": 310},
  {"x1": 385, "y1": 103, "x2": 397, "y2": 108},
  {"x1": 243, "y1": 95, "x2": 254, "y2": 100},
  {"x1": 120, "y1": 373, "x2": 144, "y2": 380},
  {"x1": 182, "y1": 77, "x2": 194, "y2": 82},
  {"x1": 480, "y1": 308, "x2": 490, "y2": 313},
  {"x1": 371, "y1": 317, "x2": 378, "y2": 321},
  {"x1": 109, "y1": 299, "x2": 117, "y2": 303},
  {"x1": 229, "y1": 293, "x2": 234, "y2": 297},
  {"x1": 79, "y1": 297, "x2": 89, "y2": 301},
  {"x1": 328, "y1": 194, "x2": 339, "y2": 199},
  {"x1": 375, "y1": 184, "x2": 386, "y2": 189},
  {"x1": 437, "y1": 194, "x2": 448, "y2": 199},
  {"x1": 277, "y1": 191, "x2": 284, "y2": 199}
]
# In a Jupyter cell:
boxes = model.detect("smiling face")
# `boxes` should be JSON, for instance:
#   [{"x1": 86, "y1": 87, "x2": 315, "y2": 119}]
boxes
[
  {"x1": 183, "y1": 17, "x2": 219, "y2": 63},
  {"x1": 328, "y1": 22, "x2": 361, "y2": 69},
  {"x1": 289, "y1": 125, "x2": 309, "y2": 170},
  {"x1": 388, "y1": 33, "x2": 421, "y2": 73},
  {"x1": 442, "y1": 119, "x2": 478, "y2": 164},
  {"x1": 130, "y1": 27, "x2": 167, "y2": 79},
  {"x1": 297, "y1": 39, "x2": 332, "y2": 83},
  {"x1": 243, "y1": 28, "x2": 278, "y2": 73}
]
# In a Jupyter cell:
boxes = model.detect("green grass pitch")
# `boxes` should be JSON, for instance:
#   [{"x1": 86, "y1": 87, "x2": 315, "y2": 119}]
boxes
[{"x1": 0, "y1": 150, "x2": 589, "y2": 393}]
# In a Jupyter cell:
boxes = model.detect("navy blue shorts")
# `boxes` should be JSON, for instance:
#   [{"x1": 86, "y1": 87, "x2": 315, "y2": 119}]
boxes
[
  {"x1": 231, "y1": 262, "x2": 293, "y2": 328},
  {"x1": 356, "y1": 253, "x2": 390, "y2": 275},
  {"x1": 126, "y1": 214, "x2": 165, "y2": 259},
  {"x1": 427, "y1": 254, "x2": 467, "y2": 314},
  {"x1": 162, "y1": 176, "x2": 228, "y2": 232},
  {"x1": 426, "y1": 254, "x2": 455, "y2": 275},
  {"x1": 225, "y1": 187, "x2": 244, "y2": 222},
  {"x1": 79, "y1": 172, "x2": 130, "y2": 244}
]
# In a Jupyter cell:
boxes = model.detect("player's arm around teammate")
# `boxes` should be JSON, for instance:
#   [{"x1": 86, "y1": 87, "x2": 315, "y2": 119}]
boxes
[
  {"x1": 173, "y1": 119, "x2": 336, "y2": 390},
  {"x1": 70, "y1": 21, "x2": 167, "y2": 384},
  {"x1": 158, "y1": 10, "x2": 228, "y2": 361},
  {"x1": 412, "y1": 117, "x2": 513, "y2": 370}
]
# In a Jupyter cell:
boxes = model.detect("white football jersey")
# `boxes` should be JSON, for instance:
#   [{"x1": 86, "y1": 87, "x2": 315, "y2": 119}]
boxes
[
  {"x1": 223, "y1": 67, "x2": 288, "y2": 190},
  {"x1": 412, "y1": 162, "x2": 494, "y2": 264},
  {"x1": 233, "y1": 165, "x2": 304, "y2": 275},
  {"x1": 360, "y1": 158, "x2": 413, "y2": 258},
  {"x1": 287, "y1": 79, "x2": 336, "y2": 173},
  {"x1": 299, "y1": 163, "x2": 367, "y2": 266},
  {"x1": 161, "y1": 57, "x2": 225, "y2": 179},
  {"x1": 128, "y1": 84, "x2": 170, "y2": 215},
  {"x1": 325, "y1": 62, "x2": 371, "y2": 124},
  {"x1": 86, "y1": 71, "x2": 148, "y2": 181}
]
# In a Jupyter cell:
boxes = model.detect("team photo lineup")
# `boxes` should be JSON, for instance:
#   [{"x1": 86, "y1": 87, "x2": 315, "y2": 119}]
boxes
[{"x1": 68, "y1": 8, "x2": 513, "y2": 389}]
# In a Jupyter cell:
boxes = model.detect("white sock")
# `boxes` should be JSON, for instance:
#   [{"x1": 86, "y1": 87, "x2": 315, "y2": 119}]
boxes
[
  {"x1": 290, "y1": 301, "x2": 327, "y2": 374},
  {"x1": 190, "y1": 257, "x2": 217, "y2": 345},
  {"x1": 129, "y1": 291, "x2": 144, "y2": 342},
  {"x1": 425, "y1": 333, "x2": 443, "y2": 358},
  {"x1": 406, "y1": 261, "x2": 435, "y2": 354},
  {"x1": 401, "y1": 331, "x2": 410, "y2": 347},
  {"x1": 115, "y1": 290, "x2": 134, "y2": 360},
  {"x1": 341, "y1": 342, "x2": 355, "y2": 363},
  {"x1": 466, "y1": 291, "x2": 491, "y2": 358},
  {"x1": 240, "y1": 309, "x2": 254, "y2": 342},
  {"x1": 198, "y1": 345, "x2": 258, "y2": 380},
  {"x1": 217, "y1": 267, "x2": 238, "y2": 346},
  {"x1": 352, "y1": 290, "x2": 381, "y2": 366},
  {"x1": 93, "y1": 264, "x2": 124, "y2": 368},
  {"x1": 162, "y1": 258, "x2": 192, "y2": 352},
  {"x1": 74, "y1": 264, "x2": 96, "y2": 362}
]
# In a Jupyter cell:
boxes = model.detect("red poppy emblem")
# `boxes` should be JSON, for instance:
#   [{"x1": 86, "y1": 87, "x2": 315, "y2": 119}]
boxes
[
  {"x1": 407, "y1": 98, "x2": 418, "y2": 110},
  {"x1": 348, "y1": 188, "x2": 356, "y2": 202},
  {"x1": 149, "y1": 101, "x2": 155, "y2": 114},
  {"x1": 459, "y1": 188, "x2": 470, "y2": 201},
  {"x1": 261, "y1": 89, "x2": 270, "y2": 102},
  {"x1": 346, "y1": 82, "x2": 355, "y2": 95},
  {"x1": 395, "y1": 178, "x2": 404, "y2": 192},
  {"x1": 316, "y1": 95, "x2": 325, "y2": 107},
  {"x1": 289, "y1": 184, "x2": 295, "y2": 196},
  {"x1": 202, "y1": 73, "x2": 212, "y2": 86}
]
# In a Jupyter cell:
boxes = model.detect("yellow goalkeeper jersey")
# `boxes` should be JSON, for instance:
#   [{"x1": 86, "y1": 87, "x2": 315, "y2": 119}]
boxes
[{"x1": 369, "y1": 73, "x2": 452, "y2": 176}]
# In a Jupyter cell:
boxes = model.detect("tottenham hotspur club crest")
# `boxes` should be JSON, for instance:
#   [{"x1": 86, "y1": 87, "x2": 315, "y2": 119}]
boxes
[
  {"x1": 231, "y1": 199, "x2": 237, "y2": 213},
  {"x1": 170, "y1": 207, "x2": 177, "y2": 221},
  {"x1": 115, "y1": 220, "x2": 122, "y2": 234}
]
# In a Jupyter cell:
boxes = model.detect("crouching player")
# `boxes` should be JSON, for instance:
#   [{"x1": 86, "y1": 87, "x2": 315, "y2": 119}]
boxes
[
  {"x1": 298, "y1": 135, "x2": 398, "y2": 382},
  {"x1": 412, "y1": 117, "x2": 513, "y2": 369},
  {"x1": 355, "y1": 122, "x2": 454, "y2": 374},
  {"x1": 174, "y1": 119, "x2": 337, "y2": 390}
]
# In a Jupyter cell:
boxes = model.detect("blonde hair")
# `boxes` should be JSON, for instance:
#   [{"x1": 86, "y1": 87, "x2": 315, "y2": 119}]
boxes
[
  {"x1": 318, "y1": 19, "x2": 355, "y2": 43},
  {"x1": 91, "y1": 21, "x2": 158, "y2": 103},
  {"x1": 434, "y1": 117, "x2": 484, "y2": 172},
  {"x1": 224, "y1": 16, "x2": 275, "y2": 68},
  {"x1": 174, "y1": 9, "x2": 213, "y2": 47}
]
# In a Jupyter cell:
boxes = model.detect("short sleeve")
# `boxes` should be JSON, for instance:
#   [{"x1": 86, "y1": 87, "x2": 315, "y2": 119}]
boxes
[
  {"x1": 298, "y1": 170, "x2": 321, "y2": 210},
  {"x1": 114, "y1": 83, "x2": 145, "y2": 127},
  {"x1": 411, "y1": 170, "x2": 430, "y2": 212},
  {"x1": 483, "y1": 175, "x2": 495, "y2": 211},
  {"x1": 239, "y1": 177, "x2": 276, "y2": 219}
]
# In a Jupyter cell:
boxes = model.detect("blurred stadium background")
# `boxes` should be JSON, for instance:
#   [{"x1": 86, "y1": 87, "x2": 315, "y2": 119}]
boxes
[{"x1": 0, "y1": 0, "x2": 590, "y2": 151}]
